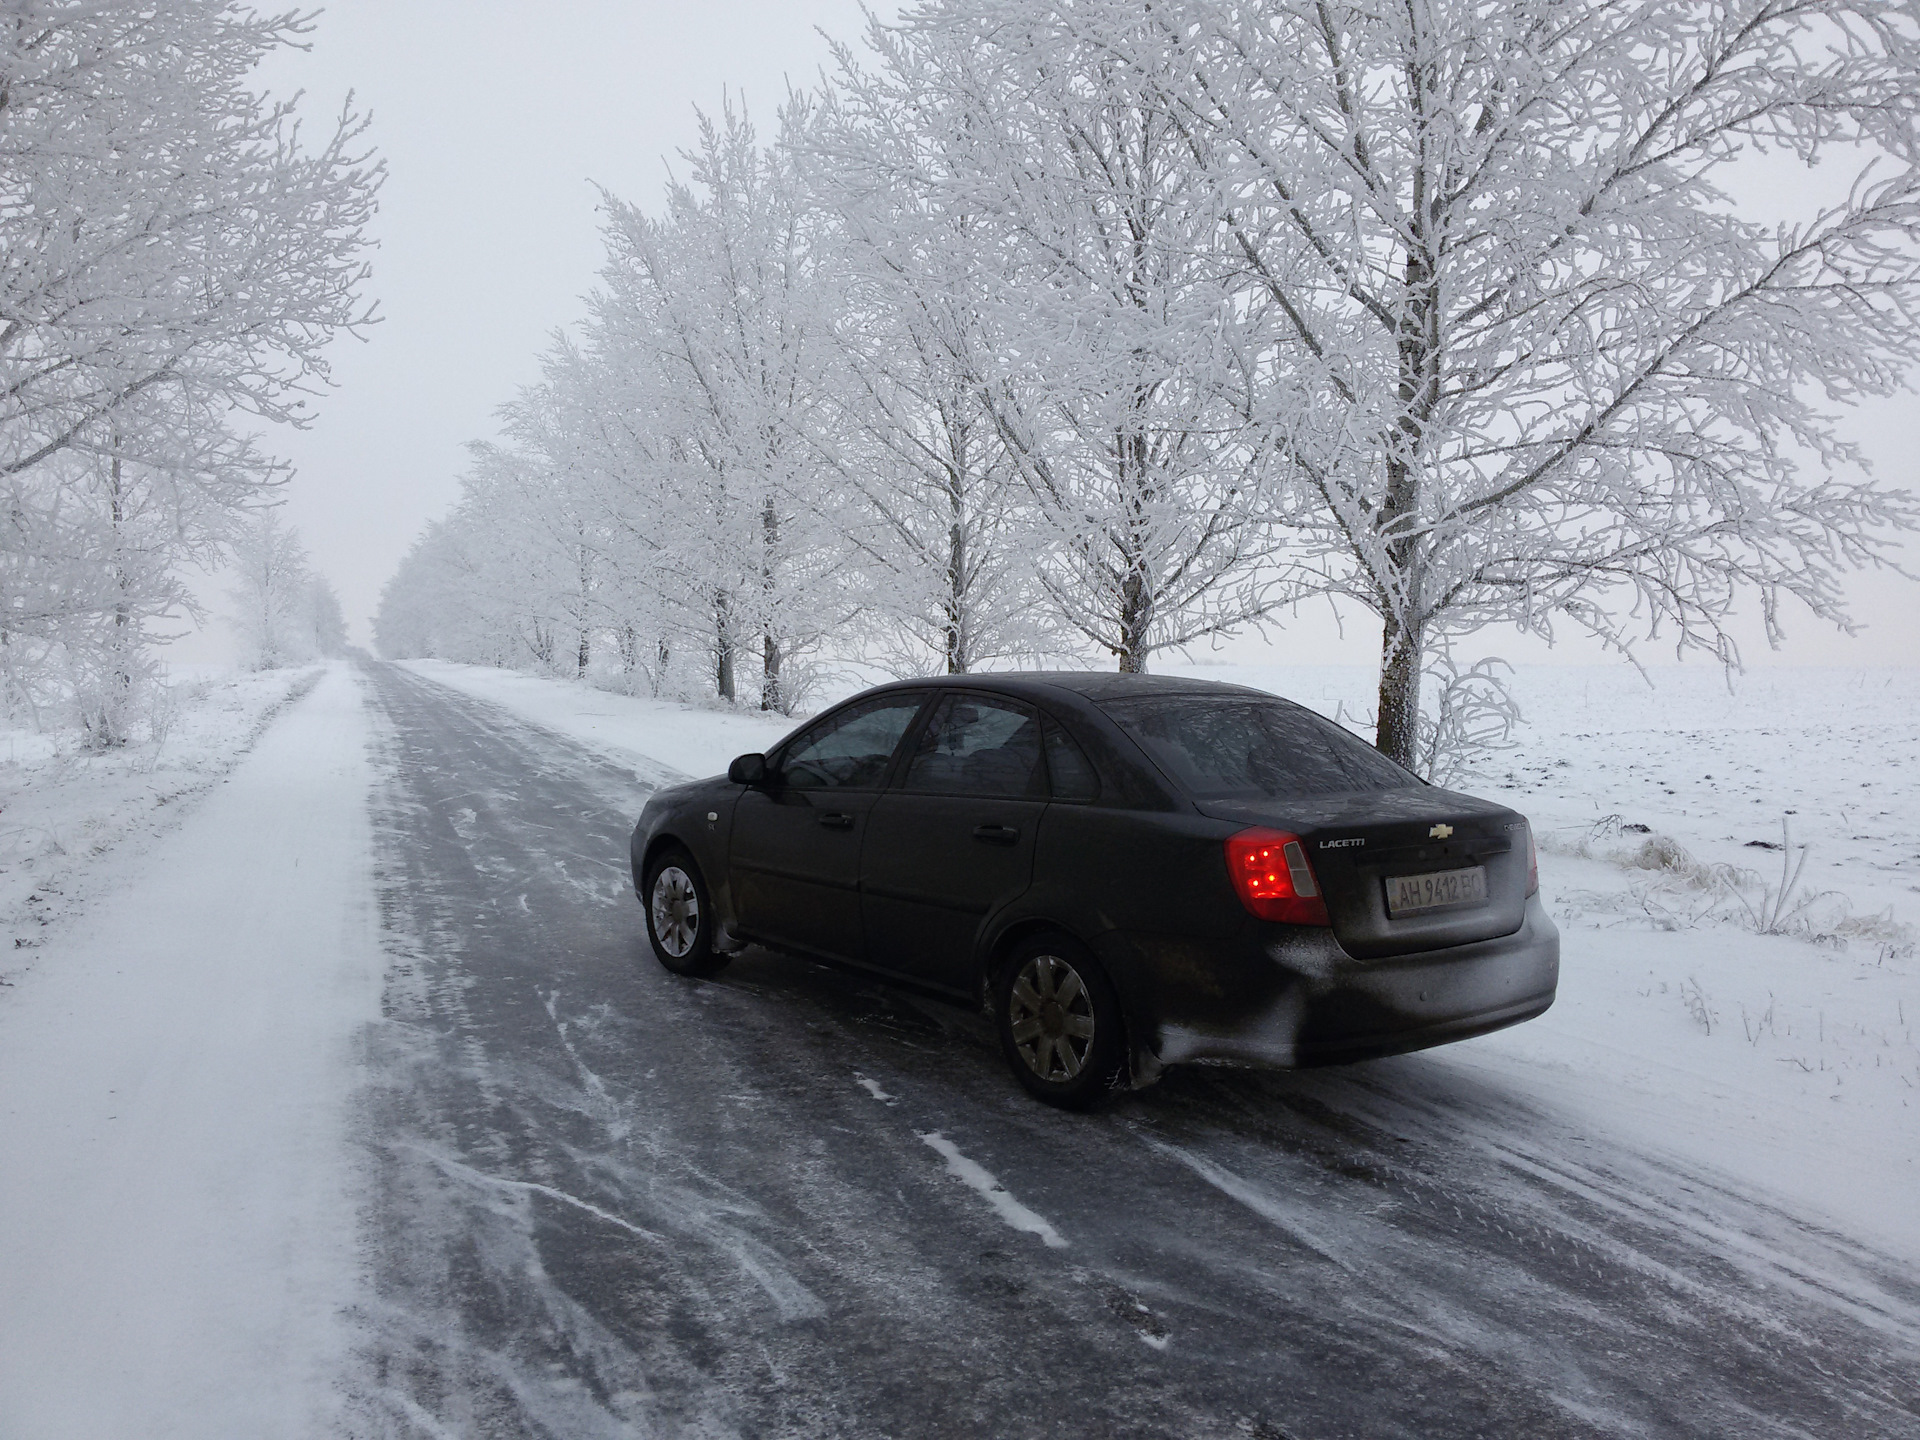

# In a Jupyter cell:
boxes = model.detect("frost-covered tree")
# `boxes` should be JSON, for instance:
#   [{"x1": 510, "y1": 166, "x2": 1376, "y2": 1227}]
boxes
[
  {"x1": 1057, "y1": 0, "x2": 1920, "y2": 762},
  {"x1": 596, "y1": 105, "x2": 851, "y2": 711},
  {"x1": 0, "y1": 1, "x2": 379, "y2": 723},
  {"x1": 868, "y1": 4, "x2": 1298, "y2": 673},
  {"x1": 464, "y1": 435, "x2": 603, "y2": 679},
  {"x1": 229, "y1": 511, "x2": 313, "y2": 670},
  {"x1": 4, "y1": 422, "x2": 230, "y2": 744},
  {"x1": 807, "y1": 47, "x2": 1061, "y2": 675},
  {"x1": 0, "y1": 3, "x2": 378, "y2": 477},
  {"x1": 526, "y1": 343, "x2": 711, "y2": 697}
]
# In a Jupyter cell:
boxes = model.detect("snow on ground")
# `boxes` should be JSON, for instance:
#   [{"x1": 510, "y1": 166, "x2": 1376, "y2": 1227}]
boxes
[
  {"x1": 1161, "y1": 659, "x2": 1920, "y2": 1265},
  {"x1": 411, "y1": 656, "x2": 1920, "y2": 1263},
  {"x1": 398, "y1": 658, "x2": 798, "y2": 780},
  {"x1": 0, "y1": 662, "x2": 383, "y2": 1438},
  {"x1": 0, "y1": 663, "x2": 324, "y2": 983}
]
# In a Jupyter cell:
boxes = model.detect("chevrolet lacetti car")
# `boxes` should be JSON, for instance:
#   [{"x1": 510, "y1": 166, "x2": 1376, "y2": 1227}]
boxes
[{"x1": 630, "y1": 673, "x2": 1558, "y2": 1109}]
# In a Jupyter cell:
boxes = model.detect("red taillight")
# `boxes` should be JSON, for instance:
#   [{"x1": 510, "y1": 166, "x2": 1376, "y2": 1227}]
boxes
[{"x1": 1225, "y1": 828, "x2": 1331, "y2": 926}]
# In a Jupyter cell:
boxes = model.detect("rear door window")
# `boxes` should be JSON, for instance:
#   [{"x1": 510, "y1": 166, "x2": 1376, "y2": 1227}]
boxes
[
  {"x1": 1102, "y1": 696, "x2": 1413, "y2": 800},
  {"x1": 778, "y1": 693, "x2": 927, "y2": 790},
  {"x1": 1042, "y1": 719, "x2": 1100, "y2": 801},
  {"x1": 902, "y1": 694, "x2": 1045, "y2": 797}
]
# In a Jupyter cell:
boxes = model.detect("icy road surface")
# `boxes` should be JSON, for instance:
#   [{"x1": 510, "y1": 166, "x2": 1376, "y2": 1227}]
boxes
[{"x1": 351, "y1": 659, "x2": 1919, "y2": 1439}]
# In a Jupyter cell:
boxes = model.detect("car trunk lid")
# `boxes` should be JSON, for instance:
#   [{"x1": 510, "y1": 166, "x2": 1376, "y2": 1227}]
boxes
[{"x1": 1198, "y1": 787, "x2": 1530, "y2": 959}]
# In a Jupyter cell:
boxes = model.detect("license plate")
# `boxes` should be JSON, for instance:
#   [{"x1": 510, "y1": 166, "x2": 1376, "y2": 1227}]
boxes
[{"x1": 1385, "y1": 866, "x2": 1487, "y2": 917}]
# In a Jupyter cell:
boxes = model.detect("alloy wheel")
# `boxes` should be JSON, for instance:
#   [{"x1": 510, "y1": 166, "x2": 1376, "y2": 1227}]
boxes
[
  {"x1": 650, "y1": 865, "x2": 700, "y2": 958},
  {"x1": 1008, "y1": 953, "x2": 1096, "y2": 1081}
]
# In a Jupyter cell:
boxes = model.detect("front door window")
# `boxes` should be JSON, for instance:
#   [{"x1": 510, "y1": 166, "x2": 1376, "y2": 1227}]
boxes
[{"x1": 780, "y1": 695, "x2": 926, "y2": 791}]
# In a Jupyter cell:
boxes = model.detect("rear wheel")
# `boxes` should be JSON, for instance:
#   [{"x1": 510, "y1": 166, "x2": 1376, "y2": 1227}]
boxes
[
  {"x1": 644, "y1": 845, "x2": 728, "y2": 977},
  {"x1": 993, "y1": 932, "x2": 1128, "y2": 1109}
]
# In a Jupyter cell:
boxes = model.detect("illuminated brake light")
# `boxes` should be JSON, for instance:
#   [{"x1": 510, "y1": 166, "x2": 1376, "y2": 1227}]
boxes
[{"x1": 1225, "y1": 828, "x2": 1331, "y2": 926}]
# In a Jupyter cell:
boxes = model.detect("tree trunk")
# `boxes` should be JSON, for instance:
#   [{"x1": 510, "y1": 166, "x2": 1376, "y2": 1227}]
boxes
[
  {"x1": 1375, "y1": 614, "x2": 1423, "y2": 769},
  {"x1": 944, "y1": 520, "x2": 968, "y2": 674},
  {"x1": 1116, "y1": 556, "x2": 1151, "y2": 674},
  {"x1": 1373, "y1": 118, "x2": 1441, "y2": 771},
  {"x1": 760, "y1": 496, "x2": 780, "y2": 710},
  {"x1": 103, "y1": 444, "x2": 131, "y2": 748},
  {"x1": 714, "y1": 592, "x2": 735, "y2": 703},
  {"x1": 944, "y1": 442, "x2": 968, "y2": 674},
  {"x1": 1114, "y1": 423, "x2": 1154, "y2": 674},
  {"x1": 761, "y1": 633, "x2": 782, "y2": 712},
  {"x1": 576, "y1": 629, "x2": 590, "y2": 677}
]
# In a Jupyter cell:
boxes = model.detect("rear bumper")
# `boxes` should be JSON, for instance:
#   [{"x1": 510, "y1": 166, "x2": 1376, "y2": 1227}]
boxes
[{"x1": 1093, "y1": 895, "x2": 1560, "y2": 1078}]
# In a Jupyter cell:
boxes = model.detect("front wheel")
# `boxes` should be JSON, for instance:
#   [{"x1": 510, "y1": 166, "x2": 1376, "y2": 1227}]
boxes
[
  {"x1": 993, "y1": 932, "x2": 1129, "y2": 1110},
  {"x1": 644, "y1": 845, "x2": 728, "y2": 977}
]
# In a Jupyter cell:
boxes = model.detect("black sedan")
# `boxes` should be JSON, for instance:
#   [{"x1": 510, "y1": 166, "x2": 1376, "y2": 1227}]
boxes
[{"x1": 630, "y1": 673, "x2": 1558, "y2": 1109}]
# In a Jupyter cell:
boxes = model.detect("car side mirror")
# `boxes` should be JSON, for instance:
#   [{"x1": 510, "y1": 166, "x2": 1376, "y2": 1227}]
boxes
[{"x1": 728, "y1": 752, "x2": 769, "y2": 786}]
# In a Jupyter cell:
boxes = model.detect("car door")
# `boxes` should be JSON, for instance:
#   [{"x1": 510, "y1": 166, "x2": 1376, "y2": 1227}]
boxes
[
  {"x1": 862, "y1": 692, "x2": 1048, "y2": 994},
  {"x1": 730, "y1": 691, "x2": 928, "y2": 962}
]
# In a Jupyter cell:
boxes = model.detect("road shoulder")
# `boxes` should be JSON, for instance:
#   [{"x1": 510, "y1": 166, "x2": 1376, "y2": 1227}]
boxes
[{"x1": 0, "y1": 663, "x2": 384, "y2": 1438}]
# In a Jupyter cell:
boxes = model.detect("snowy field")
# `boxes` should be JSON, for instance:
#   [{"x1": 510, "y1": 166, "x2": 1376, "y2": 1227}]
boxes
[
  {"x1": 408, "y1": 657, "x2": 1920, "y2": 1264},
  {"x1": 0, "y1": 664, "x2": 325, "y2": 983}
]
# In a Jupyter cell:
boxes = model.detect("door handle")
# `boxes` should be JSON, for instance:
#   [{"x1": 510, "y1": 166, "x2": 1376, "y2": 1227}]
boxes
[
  {"x1": 817, "y1": 812, "x2": 854, "y2": 830},
  {"x1": 973, "y1": 823, "x2": 1020, "y2": 845}
]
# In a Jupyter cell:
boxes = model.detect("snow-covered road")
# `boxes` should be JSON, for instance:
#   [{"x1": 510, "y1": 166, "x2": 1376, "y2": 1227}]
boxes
[
  {"x1": 3, "y1": 658, "x2": 1916, "y2": 1438},
  {"x1": 351, "y1": 660, "x2": 1919, "y2": 1439},
  {"x1": 0, "y1": 663, "x2": 383, "y2": 1438}
]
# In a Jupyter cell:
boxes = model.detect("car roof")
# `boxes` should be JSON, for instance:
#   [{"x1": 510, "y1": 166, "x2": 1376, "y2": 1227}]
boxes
[{"x1": 868, "y1": 670, "x2": 1279, "y2": 704}]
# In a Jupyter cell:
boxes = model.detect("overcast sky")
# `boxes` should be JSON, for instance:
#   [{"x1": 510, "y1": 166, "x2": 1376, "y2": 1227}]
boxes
[{"x1": 210, "y1": 1, "x2": 1919, "y2": 671}]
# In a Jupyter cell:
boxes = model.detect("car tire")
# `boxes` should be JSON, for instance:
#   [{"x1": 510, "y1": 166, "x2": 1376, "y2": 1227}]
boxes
[
  {"x1": 644, "y1": 845, "x2": 728, "y2": 978},
  {"x1": 993, "y1": 931, "x2": 1129, "y2": 1110}
]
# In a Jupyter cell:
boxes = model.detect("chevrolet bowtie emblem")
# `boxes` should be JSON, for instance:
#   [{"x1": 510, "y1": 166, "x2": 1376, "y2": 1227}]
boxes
[{"x1": 1429, "y1": 824, "x2": 1454, "y2": 840}]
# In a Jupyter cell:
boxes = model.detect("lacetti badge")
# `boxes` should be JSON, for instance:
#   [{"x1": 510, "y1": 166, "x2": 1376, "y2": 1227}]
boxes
[{"x1": 1429, "y1": 823, "x2": 1455, "y2": 840}]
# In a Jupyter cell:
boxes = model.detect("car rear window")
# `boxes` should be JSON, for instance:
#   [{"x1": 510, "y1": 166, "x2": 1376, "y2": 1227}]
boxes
[{"x1": 1101, "y1": 696, "x2": 1414, "y2": 800}]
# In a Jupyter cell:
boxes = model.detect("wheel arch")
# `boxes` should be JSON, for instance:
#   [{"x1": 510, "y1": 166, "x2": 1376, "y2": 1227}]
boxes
[
  {"x1": 642, "y1": 831, "x2": 691, "y2": 881},
  {"x1": 979, "y1": 915, "x2": 1081, "y2": 988},
  {"x1": 981, "y1": 915, "x2": 1162, "y2": 1091}
]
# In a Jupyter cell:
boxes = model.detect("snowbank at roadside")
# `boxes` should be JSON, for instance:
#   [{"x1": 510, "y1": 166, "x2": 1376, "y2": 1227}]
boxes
[
  {"x1": 0, "y1": 663, "x2": 325, "y2": 981},
  {"x1": 396, "y1": 658, "x2": 798, "y2": 781}
]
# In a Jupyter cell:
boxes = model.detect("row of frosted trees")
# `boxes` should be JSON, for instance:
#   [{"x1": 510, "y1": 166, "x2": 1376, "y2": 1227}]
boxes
[
  {"x1": 1, "y1": 3, "x2": 378, "y2": 744},
  {"x1": 375, "y1": 0, "x2": 1920, "y2": 767}
]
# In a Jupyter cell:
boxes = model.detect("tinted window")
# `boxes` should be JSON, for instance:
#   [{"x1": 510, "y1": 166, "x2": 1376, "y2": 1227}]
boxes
[
  {"x1": 903, "y1": 694, "x2": 1044, "y2": 797},
  {"x1": 780, "y1": 694, "x2": 925, "y2": 790},
  {"x1": 1043, "y1": 720, "x2": 1100, "y2": 801},
  {"x1": 1102, "y1": 696, "x2": 1412, "y2": 800}
]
